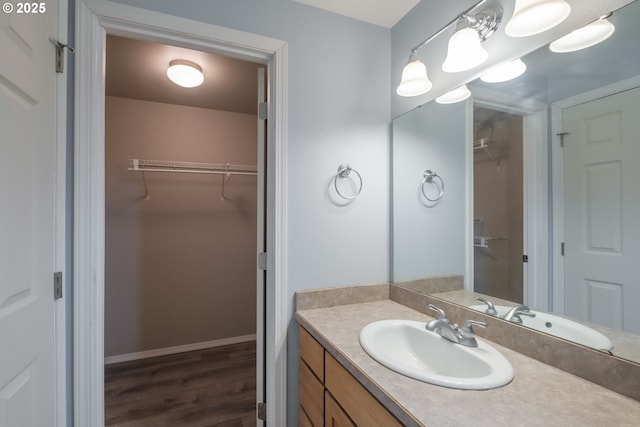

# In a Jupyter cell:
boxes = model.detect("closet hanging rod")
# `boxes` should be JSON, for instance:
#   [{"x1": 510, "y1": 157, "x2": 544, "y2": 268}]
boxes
[{"x1": 128, "y1": 159, "x2": 257, "y2": 176}]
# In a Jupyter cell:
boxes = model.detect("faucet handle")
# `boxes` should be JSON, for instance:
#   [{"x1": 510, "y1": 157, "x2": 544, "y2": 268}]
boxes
[
  {"x1": 476, "y1": 297, "x2": 498, "y2": 316},
  {"x1": 457, "y1": 320, "x2": 487, "y2": 347},
  {"x1": 428, "y1": 304, "x2": 447, "y2": 320},
  {"x1": 460, "y1": 320, "x2": 487, "y2": 336}
]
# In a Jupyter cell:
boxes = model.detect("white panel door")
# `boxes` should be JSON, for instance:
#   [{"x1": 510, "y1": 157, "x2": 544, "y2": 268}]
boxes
[
  {"x1": 563, "y1": 87, "x2": 640, "y2": 334},
  {"x1": 0, "y1": 1, "x2": 58, "y2": 425}
]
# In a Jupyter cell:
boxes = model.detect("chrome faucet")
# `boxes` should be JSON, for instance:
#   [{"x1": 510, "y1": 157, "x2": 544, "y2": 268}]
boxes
[
  {"x1": 426, "y1": 304, "x2": 487, "y2": 347},
  {"x1": 476, "y1": 296, "x2": 498, "y2": 316},
  {"x1": 502, "y1": 304, "x2": 536, "y2": 324}
]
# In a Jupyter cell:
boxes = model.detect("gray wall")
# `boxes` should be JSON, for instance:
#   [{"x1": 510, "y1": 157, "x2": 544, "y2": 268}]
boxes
[
  {"x1": 105, "y1": 96, "x2": 257, "y2": 357},
  {"x1": 392, "y1": 101, "x2": 469, "y2": 282}
]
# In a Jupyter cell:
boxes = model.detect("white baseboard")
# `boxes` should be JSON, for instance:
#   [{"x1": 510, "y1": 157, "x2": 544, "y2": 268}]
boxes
[{"x1": 104, "y1": 334, "x2": 257, "y2": 365}]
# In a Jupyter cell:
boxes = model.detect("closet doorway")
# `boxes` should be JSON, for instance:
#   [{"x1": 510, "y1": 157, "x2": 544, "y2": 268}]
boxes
[
  {"x1": 473, "y1": 106, "x2": 525, "y2": 303},
  {"x1": 103, "y1": 35, "x2": 266, "y2": 425}
]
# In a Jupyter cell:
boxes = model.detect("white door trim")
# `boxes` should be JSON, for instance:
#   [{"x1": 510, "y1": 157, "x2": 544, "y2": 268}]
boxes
[
  {"x1": 54, "y1": 1, "x2": 70, "y2": 425},
  {"x1": 472, "y1": 87, "x2": 549, "y2": 309},
  {"x1": 550, "y1": 74, "x2": 640, "y2": 314},
  {"x1": 74, "y1": 1, "x2": 288, "y2": 425}
]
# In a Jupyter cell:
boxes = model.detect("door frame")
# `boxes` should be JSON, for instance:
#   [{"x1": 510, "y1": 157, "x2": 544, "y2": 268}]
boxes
[
  {"x1": 550, "y1": 74, "x2": 640, "y2": 314},
  {"x1": 470, "y1": 86, "x2": 549, "y2": 309},
  {"x1": 74, "y1": 1, "x2": 289, "y2": 425}
]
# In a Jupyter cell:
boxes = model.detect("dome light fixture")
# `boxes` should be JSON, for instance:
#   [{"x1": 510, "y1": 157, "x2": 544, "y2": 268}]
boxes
[
  {"x1": 436, "y1": 85, "x2": 472, "y2": 104},
  {"x1": 505, "y1": 0, "x2": 571, "y2": 38},
  {"x1": 166, "y1": 60, "x2": 204, "y2": 88},
  {"x1": 480, "y1": 58, "x2": 527, "y2": 83},
  {"x1": 549, "y1": 16, "x2": 615, "y2": 53}
]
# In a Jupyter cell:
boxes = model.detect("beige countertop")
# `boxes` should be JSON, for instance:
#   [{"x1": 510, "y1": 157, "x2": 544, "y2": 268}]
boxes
[{"x1": 296, "y1": 299, "x2": 640, "y2": 427}]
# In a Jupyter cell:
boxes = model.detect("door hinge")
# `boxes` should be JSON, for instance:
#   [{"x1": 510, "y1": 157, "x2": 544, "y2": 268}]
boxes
[
  {"x1": 258, "y1": 102, "x2": 268, "y2": 120},
  {"x1": 50, "y1": 40, "x2": 75, "y2": 73},
  {"x1": 522, "y1": 255, "x2": 528, "y2": 263},
  {"x1": 561, "y1": 242, "x2": 565, "y2": 256},
  {"x1": 557, "y1": 132, "x2": 569, "y2": 148},
  {"x1": 257, "y1": 401, "x2": 266, "y2": 421},
  {"x1": 258, "y1": 252, "x2": 268, "y2": 270},
  {"x1": 53, "y1": 272, "x2": 63, "y2": 300}
]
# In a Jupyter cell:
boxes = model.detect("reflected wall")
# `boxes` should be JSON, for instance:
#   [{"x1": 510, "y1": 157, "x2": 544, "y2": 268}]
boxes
[{"x1": 392, "y1": 101, "x2": 472, "y2": 283}]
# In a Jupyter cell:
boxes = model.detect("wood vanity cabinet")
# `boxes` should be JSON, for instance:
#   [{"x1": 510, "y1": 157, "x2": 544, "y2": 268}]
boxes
[{"x1": 299, "y1": 325, "x2": 403, "y2": 427}]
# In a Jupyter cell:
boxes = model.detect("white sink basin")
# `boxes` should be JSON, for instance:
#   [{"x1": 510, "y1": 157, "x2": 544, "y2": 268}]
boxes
[
  {"x1": 469, "y1": 305, "x2": 613, "y2": 351},
  {"x1": 359, "y1": 319, "x2": 513, "y2": 390}
]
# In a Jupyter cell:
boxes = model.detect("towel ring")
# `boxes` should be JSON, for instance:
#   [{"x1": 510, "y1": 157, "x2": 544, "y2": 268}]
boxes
[
  {"x1": 334, "y1": 163, "x2": 363, "y2": 200},
  {"x1": 421, "y1": 170, "x2": 444, "y2": 202}
]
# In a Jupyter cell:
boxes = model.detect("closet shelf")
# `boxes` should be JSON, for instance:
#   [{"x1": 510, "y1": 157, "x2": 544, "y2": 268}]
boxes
[
  {"x1": 474, "y1": 236, "x2": 507, "y2": 248},
  {"x1": 128, "y1": 159, "x2": 258, "y2": 176}
]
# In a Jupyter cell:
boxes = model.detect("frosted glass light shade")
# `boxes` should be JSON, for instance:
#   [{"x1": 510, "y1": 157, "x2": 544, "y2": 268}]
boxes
[
  {"x1": 167, "y1": 60, "x2": 204, "y2": 88},
  {"x1": 480, "y1": 58, "x2": 527, "y2": 83},
  {"x1": 505, "y1": 0, "x2": 571, "y2": 38},
  {"x1": 442, "y1": 28, "x2": 488, "y2": 73},
  {"x1": 436, "y1": 85, "x2": 472, "y2": 104},
  {"x1": 550, "y1": 18, "x2": 615, "y2": 53},
  {"x1": 396, "y1": 59, "x2": 432, "y2": 97}
]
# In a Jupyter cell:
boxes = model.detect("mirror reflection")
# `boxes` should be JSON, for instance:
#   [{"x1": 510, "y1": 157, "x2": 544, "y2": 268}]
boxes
[{"x1": 392, "y1": 0, "x2": 640, "y2": 364}]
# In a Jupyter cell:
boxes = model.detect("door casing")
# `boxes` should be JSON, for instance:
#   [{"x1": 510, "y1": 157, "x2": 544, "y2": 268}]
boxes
[{"x1": 74, "y1": 1, "x2": 289, "y2": 425}]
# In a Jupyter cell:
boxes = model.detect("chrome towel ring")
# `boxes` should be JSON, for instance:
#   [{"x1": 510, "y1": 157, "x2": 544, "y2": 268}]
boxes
[
  {"x1": 334, "y1": 163, "x2": 363, "y2": 200},
  {"x1": 421, "y1": 170, "x2": 444, "y2": 202}
]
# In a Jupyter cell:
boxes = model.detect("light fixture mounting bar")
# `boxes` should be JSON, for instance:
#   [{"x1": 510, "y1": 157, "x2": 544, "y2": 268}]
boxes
[{"x1": 409, "y1": 0, "x2": 490, "y2": 53}]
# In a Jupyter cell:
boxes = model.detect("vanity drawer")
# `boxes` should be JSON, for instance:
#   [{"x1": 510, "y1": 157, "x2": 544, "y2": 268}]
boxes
[
  {"x1": 300, "y1": 325, "x2": 325, "y2": 381},
  {"x1": 324, "y1": 353, "x2": 402, "y2": 427}
]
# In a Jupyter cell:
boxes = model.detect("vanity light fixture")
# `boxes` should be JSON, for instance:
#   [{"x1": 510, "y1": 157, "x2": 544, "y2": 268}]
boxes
[
  {"x1": 435, "y1": 85, "x2": 472, "y2": 104},
  {"x1": 549, "y1": 15, "x2": 615, "y2": 53},
  {"x1": 396, "y1": 52, "x2": 433, "y2": 97},
  {"x1": 480, "y1": 58, "x2": 527, "y2": 83},
  {"x1": 441, "y1": 27, "x2": 489, "y2": 73},
  {"x1": 166, "y1": 60, "x2": 204, "y2": 88},
  {"x1": 505, "y1": 0, "x2": 571, "y2": 38},
  {"x1": 396, "y1": 0, "x2": 502, "y2": 97},
  {"x1": 442, "y1": 3, "x2": 502, "y2": 73}
]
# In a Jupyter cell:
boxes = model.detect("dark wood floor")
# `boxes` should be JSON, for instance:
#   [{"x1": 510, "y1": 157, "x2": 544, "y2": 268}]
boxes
[{"x1": 105, "y1": 341, "x2": 257, "y2": 426}]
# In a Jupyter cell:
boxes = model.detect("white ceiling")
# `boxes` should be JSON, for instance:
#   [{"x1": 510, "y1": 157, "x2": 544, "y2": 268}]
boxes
[{"x1": 291, "y1": 0, "x2": 420, "y2": 27}]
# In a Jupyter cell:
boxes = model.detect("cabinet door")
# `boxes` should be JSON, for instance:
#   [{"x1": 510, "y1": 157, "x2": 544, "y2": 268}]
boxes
[
  {"x1": 325, "y1": 391, "x2": 355, "y2": 427},
  {"x1": 325, "y1": 353, "x2": 403, "y2": 427},
  {"x1": 300, "y1": 406, "x2": 314, "y2": 427}
]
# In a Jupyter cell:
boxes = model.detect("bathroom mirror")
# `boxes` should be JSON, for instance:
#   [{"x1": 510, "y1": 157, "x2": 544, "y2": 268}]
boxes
[{"x1": 392, "y1": 0, "x2": 640, "y2": 364}]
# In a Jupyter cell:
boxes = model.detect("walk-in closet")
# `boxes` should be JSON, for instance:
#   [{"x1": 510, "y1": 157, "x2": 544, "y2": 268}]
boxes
[
  {"x1": 473, "y1": 106, "x2": 524, "y2": 303},
  {"x1": 103, "y1": 35, "x2": 264, "y2": 426}
]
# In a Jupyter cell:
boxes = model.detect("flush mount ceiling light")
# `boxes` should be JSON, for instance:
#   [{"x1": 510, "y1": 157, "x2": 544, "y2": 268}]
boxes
[
  {"x1": 435, "y1": 85, "x2": 472, "y2": 104},
  {"x1": 396, "y1": 52, "x2": 433, "y2": 97},
  {"x1": 505, "y1": 0, "x2": 571, "y2": 38},
  {"x1": 396, "y1": 0, "x2": 503, "y2": 97},
  {"x1": 549, "y1": 15, "x2": 615, "y2": 53},
  {"x1": 166, "y1": 60, "x2": 204, "y2": 88},
  {"x1": 480, "y1": 58, "x2": 527, "y2": 83}
]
